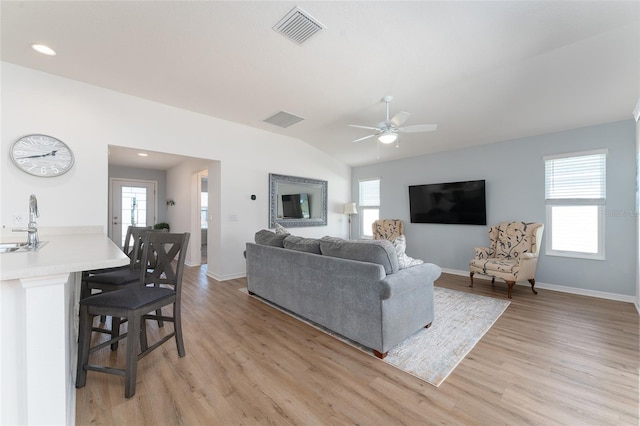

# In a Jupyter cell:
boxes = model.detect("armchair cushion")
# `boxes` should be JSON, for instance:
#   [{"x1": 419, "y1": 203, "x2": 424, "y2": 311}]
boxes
[{"x1": 470, "y1": 258, "x2": 518, "y2": 274}]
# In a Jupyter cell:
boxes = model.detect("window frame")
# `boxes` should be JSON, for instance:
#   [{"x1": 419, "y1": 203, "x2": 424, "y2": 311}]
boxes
[
  {"x1": 544, "y1": 149, "x2": 607, "y2": 260},
  {"x1": 358, "y1": 178, "x2": 380, "y2": 239}
]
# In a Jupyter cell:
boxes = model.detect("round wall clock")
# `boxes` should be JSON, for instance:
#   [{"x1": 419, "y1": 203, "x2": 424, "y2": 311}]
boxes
[{"x1": 10, "y1": 134, "x2": 75, "y2": 177}]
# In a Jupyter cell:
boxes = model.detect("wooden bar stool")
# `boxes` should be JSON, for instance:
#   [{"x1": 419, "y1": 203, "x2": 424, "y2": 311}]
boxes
[{"x1": 75, "y1": 231, "x2": 190, "y2": 398}]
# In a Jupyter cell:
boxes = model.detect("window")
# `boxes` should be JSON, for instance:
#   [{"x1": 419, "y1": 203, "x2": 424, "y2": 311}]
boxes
[
  {"x1": 201, "y1": 191, "x2": 208, "y2": 229},
  {"x1": 544, "y1": 149, "x2": 607, "y2": 260},
  {"x1": 359, "y1": 178, "x2": 380, "y2": 238}
]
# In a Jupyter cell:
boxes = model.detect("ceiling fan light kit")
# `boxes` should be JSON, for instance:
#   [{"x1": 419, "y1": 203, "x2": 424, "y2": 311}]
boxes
[
  {"x1": 349, "y1": 96, "x2": 437, "y2": 148},
  {"x1": 378, "y1": 131, "x2": 398, "y2": 144}
]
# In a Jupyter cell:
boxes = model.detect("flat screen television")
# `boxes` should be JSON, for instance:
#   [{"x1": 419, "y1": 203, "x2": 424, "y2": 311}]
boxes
[
  {"x1": 281, "y1": 193, "x2": 311, "y2": 219},
  {"x1": 408, "y1": 180, "x2": 486, "y2": 225}
]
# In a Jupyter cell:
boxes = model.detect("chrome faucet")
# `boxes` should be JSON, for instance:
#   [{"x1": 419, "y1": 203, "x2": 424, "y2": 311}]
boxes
[
  {"x1": 27, "y1": 194, "x2": 39, "y2": 248},
  {"x1": 13, "y1": 194, "x2": 40, "y2": 249}
]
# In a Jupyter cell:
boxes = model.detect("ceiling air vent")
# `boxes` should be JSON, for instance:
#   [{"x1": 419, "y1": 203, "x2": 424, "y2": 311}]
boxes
[
  {"x1": 273, "y1": 6, "x2": 325, "y2": 45},
  {"x1": 263, "y1": 111, "x2": 304, "y2": 128}
]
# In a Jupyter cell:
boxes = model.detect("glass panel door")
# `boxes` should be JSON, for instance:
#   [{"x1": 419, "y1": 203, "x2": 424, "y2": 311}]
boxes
[{"x1": 109, "y1": 179, "x2": 156, "y2": 248}]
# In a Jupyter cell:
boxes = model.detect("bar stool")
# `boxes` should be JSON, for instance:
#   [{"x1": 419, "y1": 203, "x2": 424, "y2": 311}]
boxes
[{"x1": 76, "y1": 231, "x2": 190, "y2": 398}]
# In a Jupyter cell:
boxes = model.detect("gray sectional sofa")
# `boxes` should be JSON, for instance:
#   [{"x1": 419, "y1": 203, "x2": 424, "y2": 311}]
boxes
[{"x1": 245, "y1": 231, "x2": 441, "y2": 358}]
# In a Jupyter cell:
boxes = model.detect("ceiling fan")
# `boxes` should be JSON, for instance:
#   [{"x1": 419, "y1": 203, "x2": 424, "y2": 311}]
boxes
[{"x1": 349, "y1": 96, "x2": 437, "y2": 146}]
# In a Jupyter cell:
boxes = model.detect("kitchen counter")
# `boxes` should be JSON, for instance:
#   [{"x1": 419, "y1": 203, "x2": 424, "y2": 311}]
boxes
[
  {"x1": 0, "y1": 227, "x2": 129, "y2": 426},
  {"x1": 1, "y1": 230, "x2": 129, "y2": 281}
]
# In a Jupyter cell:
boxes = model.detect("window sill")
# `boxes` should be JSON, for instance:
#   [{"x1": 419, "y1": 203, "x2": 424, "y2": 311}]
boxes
[{"x1": 545, "y1": 250, "x2": 605, "y2": 261}]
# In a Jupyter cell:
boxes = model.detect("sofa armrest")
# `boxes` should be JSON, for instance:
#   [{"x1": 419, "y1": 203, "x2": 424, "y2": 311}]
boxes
[
  {"x1": 474, "y1": 247, "x2": 494, "y2": 260},
  {"x1": 380, "y1": 263, "x2": 441, "y2": 299}
]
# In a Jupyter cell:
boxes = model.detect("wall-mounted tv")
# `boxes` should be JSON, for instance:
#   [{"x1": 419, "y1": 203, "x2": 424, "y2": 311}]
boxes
[
  {"x1": 281, "y1": 193, "x2": 311, "y2": 219},
  {"x1": 408, "y1": 180, "x2": 486, "y2": 225}
]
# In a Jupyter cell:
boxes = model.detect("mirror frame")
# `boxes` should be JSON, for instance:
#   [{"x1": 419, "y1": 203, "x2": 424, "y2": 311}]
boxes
[{"x1": 269, "y1": 173, "x2": 327, "y2": 228}]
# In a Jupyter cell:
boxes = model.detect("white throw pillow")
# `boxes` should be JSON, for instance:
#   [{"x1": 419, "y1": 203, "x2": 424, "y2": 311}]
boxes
[
  {"x1": 274, "y1": 223, "x2": 290, "y2": 235},
  {"x1": 392, "y1": 235, "x2": 424, "y2": 269}
]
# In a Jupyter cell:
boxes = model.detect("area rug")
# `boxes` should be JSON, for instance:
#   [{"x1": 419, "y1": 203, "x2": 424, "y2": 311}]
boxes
[{"x1": 241, "y1": 286, "x2": 510, "y2": 387}]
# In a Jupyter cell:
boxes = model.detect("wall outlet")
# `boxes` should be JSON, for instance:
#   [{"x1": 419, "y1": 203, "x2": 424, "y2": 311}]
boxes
[{"x1": 13, "y1": 213, "x2": 24, "y2": 225}]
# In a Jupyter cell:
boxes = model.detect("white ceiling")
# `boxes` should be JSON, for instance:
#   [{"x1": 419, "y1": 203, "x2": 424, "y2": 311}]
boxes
[{"x1": 2, "y1": 1, "x2": 639, "y2": 167}]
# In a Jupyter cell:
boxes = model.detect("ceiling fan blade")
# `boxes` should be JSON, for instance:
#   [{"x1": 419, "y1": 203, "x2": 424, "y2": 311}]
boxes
[
  {"x1": 390, "y1": 111, "x2": 411, "y2": 127},
  {"x1": 348, "y1": 124, "x2": 379, "y2": 131},
  {"x1": 352, "y1": 134, "x2": 376, "y2": 143},
  {"x1": 398, "y1": 124, "x2": 438, "y2": 133}
]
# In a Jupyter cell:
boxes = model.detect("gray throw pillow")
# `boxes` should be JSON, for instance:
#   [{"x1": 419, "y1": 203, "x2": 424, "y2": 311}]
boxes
[
  {"x1": 319, "y1": 236, "x2": 399, "y2": 274},
  {"x1": 255, "y1": 229, "x2": 287, "y2": 247},
  {"x1": 283, "y1": 235, "x2": 321, "y2": 254}
]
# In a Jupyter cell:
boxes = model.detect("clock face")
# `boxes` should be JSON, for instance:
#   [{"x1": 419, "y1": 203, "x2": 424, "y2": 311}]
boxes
[{"x1": 10, "y1": 134, "x2": 74, "y2": 177}]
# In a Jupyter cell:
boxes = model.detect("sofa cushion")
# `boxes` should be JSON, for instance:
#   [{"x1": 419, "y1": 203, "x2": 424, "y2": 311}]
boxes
[
  {"x1": 283, "y1": 235, "x2": 321, "y2": 254},
  {"x1": 255, "y1": 229, "x2": 287, "y2": 247},
  {"x1": 319, "y1": 236, "x2": 399, "y2": 275}
]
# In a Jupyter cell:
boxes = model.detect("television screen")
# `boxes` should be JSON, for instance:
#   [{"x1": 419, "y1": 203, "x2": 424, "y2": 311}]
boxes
[
  {"x1": 281, "y1": 193, "x2": 310, "y2": 219},
  {"x1": 408, "y1": 180, "x2": 486, "y2": 225}
]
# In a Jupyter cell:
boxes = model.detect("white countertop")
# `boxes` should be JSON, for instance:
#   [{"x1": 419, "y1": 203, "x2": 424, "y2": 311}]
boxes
[{"x1": 0, "y1": 229, "x2": 129, "y2": 281}]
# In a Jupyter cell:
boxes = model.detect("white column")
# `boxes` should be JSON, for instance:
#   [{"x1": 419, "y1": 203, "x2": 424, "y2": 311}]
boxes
[{"x1": 21, "y1": 273, "x2": 71, "y2": 425}]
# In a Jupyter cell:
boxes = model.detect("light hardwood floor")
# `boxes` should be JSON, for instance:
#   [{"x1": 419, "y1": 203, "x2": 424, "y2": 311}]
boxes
[{"x1": 76, "y1": 266, "x2": 639, "y2": 425}]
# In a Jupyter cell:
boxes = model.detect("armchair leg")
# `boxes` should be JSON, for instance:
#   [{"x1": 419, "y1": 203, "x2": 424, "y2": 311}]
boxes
[
  {"x1": 469, "y1": 272, "x2": 474, "y2": 288},
  {"x1": 528, "y1": 279, "x2": 538, "y2": 295},
  {"x1": 506, "y1": 281, "x2": 515, "y2": 299}
]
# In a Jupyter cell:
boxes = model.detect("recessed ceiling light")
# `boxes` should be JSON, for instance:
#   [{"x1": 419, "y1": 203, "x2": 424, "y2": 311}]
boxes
[
  {"x1": 31, "y1": 44, "x2": 56, "y2": 56},
  {"x1": 137, "y1": 152, "x2": 149, "y2": 157}
]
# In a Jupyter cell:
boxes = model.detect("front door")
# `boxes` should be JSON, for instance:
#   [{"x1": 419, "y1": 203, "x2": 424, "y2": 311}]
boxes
[{"x1": 109, "y1": 179, "x2": 157, "y2": 248}]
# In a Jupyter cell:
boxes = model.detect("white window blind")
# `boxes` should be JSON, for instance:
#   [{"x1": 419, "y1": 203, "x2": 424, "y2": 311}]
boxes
[
  {"x1": 359, "y1": 178, "x2": 380, "y2": 238},
  {"x1": 545, "y1": 151, "x2": 606, "y2": 202},
  {"x1": 359, "y1": 179, "x2": 380, "y2": 206}
]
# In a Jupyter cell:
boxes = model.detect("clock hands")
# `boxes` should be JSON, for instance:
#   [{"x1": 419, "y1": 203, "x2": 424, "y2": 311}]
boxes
[{"x1": 19, "y1": 150, "x2": 59, "y2": 159}]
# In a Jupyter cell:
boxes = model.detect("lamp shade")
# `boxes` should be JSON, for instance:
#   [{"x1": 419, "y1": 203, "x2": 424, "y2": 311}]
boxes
[{"x1": 343, "y1": 202, "x2": 358, "y2": 215}]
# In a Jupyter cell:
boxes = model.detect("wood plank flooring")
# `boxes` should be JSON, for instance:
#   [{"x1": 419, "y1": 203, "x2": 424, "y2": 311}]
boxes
[{"x1": 76, "y1": 266, "x2": 639, "y2": 425}]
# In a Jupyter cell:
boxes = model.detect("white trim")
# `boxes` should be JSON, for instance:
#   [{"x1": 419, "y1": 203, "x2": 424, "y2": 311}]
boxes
[
  {"x1": 206, "y1": 270, "x2": 246, "y2": 282},
  {"x1": 443, "y1": 268, "x2": 637, "y2": 304},
  {"x1": 633, "y1": 97, "x2": 640, "y2": 122},
  {"x1": 542, "y1": 148, "x2": 608, "y2": 161}
]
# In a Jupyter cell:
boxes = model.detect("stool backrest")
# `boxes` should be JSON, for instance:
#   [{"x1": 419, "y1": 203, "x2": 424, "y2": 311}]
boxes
[
  {"x1": 124, "y1": 226, "x2": 153, "y2": 269},
  {"x1": 139, "y1": 231, "x2": 190, "y2": 296}
]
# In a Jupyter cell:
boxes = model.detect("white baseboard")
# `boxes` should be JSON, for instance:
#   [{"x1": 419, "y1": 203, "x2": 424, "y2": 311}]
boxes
[
  {"x1": 205, "y1": 270, "x2": 246, "y2": 282},
  {"x1": 442, "y1": 268, "x2": 638, "y2": 305},
  {"x1": 191, "y1": 264, "x2": 640, "y2": 310}
]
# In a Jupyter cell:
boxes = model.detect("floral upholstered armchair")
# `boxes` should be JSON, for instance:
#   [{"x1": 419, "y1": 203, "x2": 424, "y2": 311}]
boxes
[
  {"x1": 469, "y1": 221, "x2": 544, "y2": 299},
  {"x1": 372, "y1": 219, "x2": 404, "y2": 242}
]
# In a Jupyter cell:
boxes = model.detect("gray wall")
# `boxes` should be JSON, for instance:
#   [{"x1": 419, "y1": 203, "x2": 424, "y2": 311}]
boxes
[
  {"x1": 108, "y1": 165, "x2": 168, "y2": 224},
  {"x1": 352, "y1": 120, "x2": 636, "y2": 296}
]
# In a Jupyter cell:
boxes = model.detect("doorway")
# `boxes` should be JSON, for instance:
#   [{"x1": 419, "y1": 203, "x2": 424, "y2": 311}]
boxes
[
  {"x1": 109, "y1": 178, "x2": 157, "y2": 248},
  {"x1": 199, "y1": 171, "x2": 208, "y2": 264}
]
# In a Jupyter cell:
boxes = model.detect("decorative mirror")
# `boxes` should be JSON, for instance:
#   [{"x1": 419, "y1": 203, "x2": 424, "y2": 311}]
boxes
[{"x1": 269, "y1": 173, "x2": 327, "y2": 228}]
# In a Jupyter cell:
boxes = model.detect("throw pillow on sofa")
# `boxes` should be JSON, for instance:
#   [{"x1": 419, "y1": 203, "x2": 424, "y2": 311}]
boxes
[
  {"x1": 393, "y1": 235, "x2": 424, "y2": 269},
  {"x1": 255, "y1": 229, "x2": 288, "y2": 247},
  {"x1": 283, "y1": 235, "x2": 321, "y2": 254},
  {"x1": 319, "y1": 236, "x2": 400, "y2": 275},
  {"x1": 274, "y1": 223, "x2": 290, "y2": 235}
]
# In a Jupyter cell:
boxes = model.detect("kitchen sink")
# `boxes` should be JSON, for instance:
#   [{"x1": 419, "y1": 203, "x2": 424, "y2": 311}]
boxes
[{"x1": 0, "y1": 241, "x2": 48, "y2": 253}]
